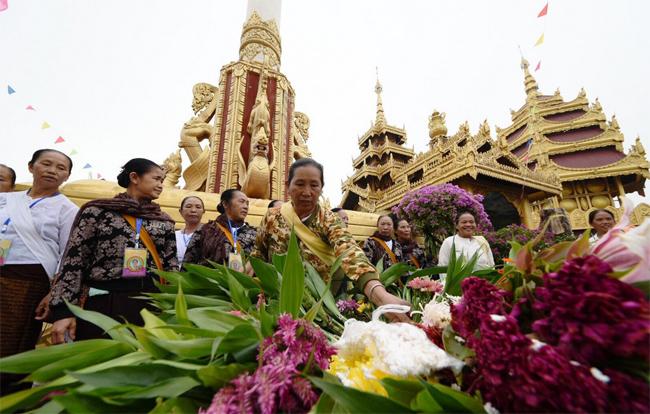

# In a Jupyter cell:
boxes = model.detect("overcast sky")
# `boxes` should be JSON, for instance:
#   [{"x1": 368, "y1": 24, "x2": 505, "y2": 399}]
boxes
[{"x1": 1, "y1": 0, "x2": 648, "y2": 206}]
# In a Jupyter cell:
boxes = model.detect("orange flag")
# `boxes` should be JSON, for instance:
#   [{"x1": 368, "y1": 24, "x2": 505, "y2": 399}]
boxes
[
  {"x1": 54, "y1": 136, "x2": 65, "y2": 144},
  {"x1": 534, "y1": 33, "x2": 544, "y2": 47},
  {"x1": 538, "y1": 3, "x2": 548, "y2": 17}
]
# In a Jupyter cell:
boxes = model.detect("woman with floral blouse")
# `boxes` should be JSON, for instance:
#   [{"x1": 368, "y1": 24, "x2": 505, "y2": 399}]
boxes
[{"x1": 47, "y1": 158, "x2": 178, "y2": 344}]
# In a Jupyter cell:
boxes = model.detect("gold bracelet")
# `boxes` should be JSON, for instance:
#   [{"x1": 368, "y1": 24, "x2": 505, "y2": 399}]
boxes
[{"x1": 368, "y1": 282, "x2": 383, "y2": 302}]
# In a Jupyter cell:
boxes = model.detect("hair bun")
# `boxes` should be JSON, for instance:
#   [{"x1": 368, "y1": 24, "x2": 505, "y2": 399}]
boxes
[{"x1": 217, "y1": 203, "x2": 225, "y2": 214}]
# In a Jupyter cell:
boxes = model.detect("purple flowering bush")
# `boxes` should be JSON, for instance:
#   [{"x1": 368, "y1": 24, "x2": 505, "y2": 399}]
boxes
[
  {"x1": 484, "y1": 224, "x2": 576, "y2": 263},
  {"x1": 392, "y1": 184, "x2": 492, "y2": 259},
  {"x1": 202, "y1": 315, "x2": 336, "y2": 414}
]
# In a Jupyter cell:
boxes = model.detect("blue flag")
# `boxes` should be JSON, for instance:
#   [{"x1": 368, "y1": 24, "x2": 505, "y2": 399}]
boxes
[
  {"x1": 7, "y1": 85, "x2": 15, "y2": 94},
  {"x1": 83, "y1": 163, "x2": 92, "y2": 169}
]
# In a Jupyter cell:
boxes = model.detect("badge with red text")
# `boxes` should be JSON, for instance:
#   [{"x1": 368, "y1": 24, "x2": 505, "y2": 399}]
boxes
[
  {"x1": 0, "y1": 239, "x2": 12, "y2": 266},
  {"x1": 122, "y1": 248, "x2": 148, "y2": 277}
]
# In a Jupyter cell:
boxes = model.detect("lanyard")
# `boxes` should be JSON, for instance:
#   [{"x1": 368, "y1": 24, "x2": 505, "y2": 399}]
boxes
[
  {"x1": 134, "y1": 218, "x2": 143, "y2": 248},
  {"x1": 1, "y1": 194, "x2": 58, "y2": 234},
  {"x1": 227, "y1": 217, "x2": 239, "y2": 252},
  {"x1": 182, "y1": 231, "x2": 192, "y2": 247}
]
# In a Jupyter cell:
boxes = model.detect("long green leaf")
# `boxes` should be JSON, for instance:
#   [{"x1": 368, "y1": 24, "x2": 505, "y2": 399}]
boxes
[
  {"x1": 118, "y1": 376, "x2": 200, "y2": 399},
  {"x1": 186, "y1": 308, "x2": 247, "y2": 332},
  {"x1": 0, "y1": 339, "x2": 119, "y2": 373},
  {"x1": 197, "y1": 363, "x2": 256, "y2": 388},
  {"x1": 66, "y1": 301, "x2": 138, "y2": 348},
  {"x1": 146, "y1": 293, "x2": 231, "y2": 309},
  {"x1": 53, "y1": 393, "x2": 130, "y2": 414},
  {"x1": 149, "y1": 397, "x2": 201, "y2": 414},
  {"x1": 380, "y1": 378, "x2": 424, "y2": 408},
  {"x1": 28, "y1": 342, "x2": 132, "y2": 383},
  {"x1": 216, "y1": 324, "x2": 259, "y2": 354},
  {"x1": 148, "y1": 336, "x2": 215, "y2": 359},
  {"x1": 279, "y1": 230, "x2": 305, "y2": 317},
  {"x1": 226, "y1": 270, "x2": 252, "y2": 311},
  {"x1": 304, "y1": 262, "x2": 344, "y2": 320},
  {"x1": 420, "y1": 381, "x2": 485, "y2": 413},
  {"x1": 250, "y1": 256, "x2": 280, "y2": 296},
  {"x1": 174, "y1": 284, "x2": 190, "y2": 326},
  {"x1": 380, "y1": 262, "x2": 412, "y2": 286},
  {"x1": 140, "y1": 309, "x2": 181, "y2": 340},
  {"x1": 70, "y1": 364, "x2": 191, "y2": 388},
  {"x1": 310, "y1": 376, "x2": 414, "y2": 413}
]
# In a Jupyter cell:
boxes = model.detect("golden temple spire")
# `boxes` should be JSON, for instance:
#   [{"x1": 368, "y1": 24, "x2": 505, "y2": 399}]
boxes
[
  {"x1": 520, "y1": 57, "x2": 539, "y2": 100},
  {"x1": 374, "y1": 67, "x2": 386, "y2": 129}
]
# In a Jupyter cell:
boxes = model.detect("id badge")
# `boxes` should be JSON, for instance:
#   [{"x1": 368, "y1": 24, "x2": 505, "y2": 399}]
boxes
[
  {"x1": 0, "y1": 239, "x2": 12, "y2": 266},
  {"x1": 228, "y1": 252, "x2": 244, "y2": 272},
  {"x1": 122, "y1": 248, "x2": 148, "y2": 277}
]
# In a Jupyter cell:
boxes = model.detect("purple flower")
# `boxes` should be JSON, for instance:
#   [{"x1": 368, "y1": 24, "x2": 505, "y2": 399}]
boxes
[
  {"x1": 450, "y1": 277, "x2": 509, "y2": 340},
  {"x1": 336, "y1": 299, "x2": 358, "y2": 314},
  {"x1": 532, "y1": 255, "x2": 650, "y2": 366}
]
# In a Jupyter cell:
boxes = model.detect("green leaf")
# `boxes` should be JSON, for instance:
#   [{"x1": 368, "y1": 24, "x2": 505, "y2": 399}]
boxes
[
  {"x1": 69, "y1": 364, "x2": 191, "y2": 388},
  {"x1": 197, "y1": 363, "x2": 256, "y2": 388},
  {"x1": 140, "y1": 309, "x2": 181, "y2": 340},
  {"x1": 65, "y1": 301, "x2": 138, "y2": 347},
  {"x1": 311, "y1": 393, "x2": 337, "y2": 414},
  {"x1": 304, "y1": 262, "x2": 344, "y2": 320},
  {"x1": 0, "y1": 339, "x2": 120, "y2": 373},
  {"x1": 146, "y1": 293, "x2": 231, "y2": 309},
  {"x1": 148, "y1": 336, "x2": 216, "y2": 359},
  {"x1": 132, "y1": 327, "x2": 171, "y2": 359},
  {"x1": 420, "y1": 381, "x2": 485, "y2": 413},
  {"x1": 30, "y1": 398, "x2": 65, "y2": 414},
  {"x1": 250, "y1": 256, "x2": 280, "y2": 296},
  {"x1": 272, "y1": 253, "x2": 286, "y2": 274},
  {"x1": 310, "y1": 376, "x2": 414, "y2": 413},
  {"x1": 279, "y1": 230, "x2": 305, "y2": 317},
  {"x1": 28, "y1": 342, "x2": 132, "y2": 383},
  {"x1": 118, "y1": 376, "x2": 200, "y2": 399},
  {"x1": 226, "y1": 270, "x2": 252, "y2": 311},
  {"x1": 412, "y1": 389, "x2": 443, "y2": 412},
  {"x1": 259, "y1": 301, "x2": 276, "y2": 338},
  {"x1": 380, "y1": 378, "x2": 424, "y2": 408},
  {"x1": 174, "y1": 284, "x2": 190, "y2": 326},
  {"x1": 186, "y1": 308, "x2": 248, "y2": 332},
  {"x1": 380, "y1": 262, "x2": 412, "y2": 287},
  {"x1": 217, "y1": 324, "x2": 259, "y2": 354},
  {"x1": 149, "y1": 397, "x2": 201, "y2": 414},
  {"x1": 442, "y1": 325, "x2": 474, "y2": 361},
  {"x1": 53, "y1": 393, "x2": 130, "y2": 414}
]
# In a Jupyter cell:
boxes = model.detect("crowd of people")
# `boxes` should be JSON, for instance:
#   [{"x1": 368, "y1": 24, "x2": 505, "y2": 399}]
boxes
[{"x1": 0, "y1": 149, "x2": 620, "y2": 394}]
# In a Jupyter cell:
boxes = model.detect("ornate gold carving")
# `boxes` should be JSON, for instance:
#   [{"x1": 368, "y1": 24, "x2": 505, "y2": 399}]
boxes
[
  {"x1": 292, "y1": 111, "x2": 312, "y2": 159},
  {"x1": 241, "y1": 132, "x2": 273, "y2": 199},
  {"x1": 239, "y1": 11, "x2": 282, "y2": 69},
  {"x1": 428, "y1": 110, "x2": 447, "y2": 143},
  {"x1": 179, "y1": 83, "x2": 218, "y2": 162},
  {"x1": 162, "y1": 150, "x2": 182, "y2": 188}
]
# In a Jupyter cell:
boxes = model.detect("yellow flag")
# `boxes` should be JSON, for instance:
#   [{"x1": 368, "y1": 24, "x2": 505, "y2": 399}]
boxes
[
  {"x1": 534, "y1": 33, "x2": 545, "y2": 47},
  {"x1": 41, "y1": 121, "x2": 51, "y2": 129}
]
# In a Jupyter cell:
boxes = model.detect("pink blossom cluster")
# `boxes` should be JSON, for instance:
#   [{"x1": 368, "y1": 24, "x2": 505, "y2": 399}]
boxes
[
  {"x1": 336, "y1": 299, "x2": 359, "y2": 314},
  {"x1": 202, "y1": 315, "x2": 336, "y2": 414},
  {"x1": 406, "y1": 277, "x2": 443, "y2": 293}
]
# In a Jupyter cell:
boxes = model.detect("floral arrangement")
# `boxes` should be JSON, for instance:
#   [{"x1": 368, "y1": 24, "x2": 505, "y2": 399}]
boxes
[
  {"x1": 392, "y1": 183, "x2": 492, "y2": 260},
  {"x1": 484, "y1": 223, "x2": 576, "y2": 263}
]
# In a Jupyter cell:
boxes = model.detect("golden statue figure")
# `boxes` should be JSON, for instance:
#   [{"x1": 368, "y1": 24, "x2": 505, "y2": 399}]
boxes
[
  {"x1": 179, "y1": 83, "x2": 218, "y2": 191},
  {"x1": 292, "y1": 111, "x2": 311, "y2": 159},
  {"x1": 428, "y1": 110, "x2": 447, "y2": 142},
  {"x1": 241, "y1": 131, "x2": 274, "y2": 199},
  {"x1": 162, "y1": 150, "x2": 182, "y2": 188}
]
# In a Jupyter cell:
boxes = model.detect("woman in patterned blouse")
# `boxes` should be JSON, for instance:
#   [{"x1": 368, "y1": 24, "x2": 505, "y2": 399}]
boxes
[
  {"x1": 253, "y1": 158, "x2": 409, "y2": 322},
  {"x1": 395, "y1": 218, "x2": 427, "y2": 269},
  {"x1": 363, "y1": 215, "x2": 402, "y2": 270},
  {"x1": 47, "y1": 158, "x2": 178, "y2": 344},
  {"x1": 182, "y1": 189, "x2": 257, "y2": 267}
]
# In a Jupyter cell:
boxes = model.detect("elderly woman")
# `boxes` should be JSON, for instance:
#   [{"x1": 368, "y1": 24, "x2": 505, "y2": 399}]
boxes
[
  {"x1": 395, "y1": 218, "x2": 427, "y2": 268},
  {"x1": 175, "y1": 196, "x2": 205, "y2": 266},
  {"x1": 0, "y1": 164, "x2": 16, "y2": 193},
  {"x1": 363, "y1": 214, "x2": 402, "y2": 270},
  {"x1": 48, "y1": 158, "x2": 178, "y2": 344},
  {"x1": 183, "y1": 189, "x2": 256, "y2": 270},
  {"x1": 588, "y1": 209, "x2": 615, "y2": 244},
  {"x1": 438, "y1": 210, "x2": 494, "y2": 272},
  {"x1": 253, "y1": 158, "x2": 408, "y2": 322},
  {"x1": 0, "y1": 149, "x2": 78, "y2": 394}
]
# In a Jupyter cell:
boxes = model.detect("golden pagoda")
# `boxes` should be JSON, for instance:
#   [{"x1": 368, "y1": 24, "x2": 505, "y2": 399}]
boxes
[{"x1": 341, "y1": 60, "x2": 650, "y2": 230}]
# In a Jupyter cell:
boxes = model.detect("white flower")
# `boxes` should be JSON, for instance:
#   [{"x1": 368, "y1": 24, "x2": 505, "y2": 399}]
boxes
[
  {"x1": 483, "y1": 402, "x2": 500, "y2": 414},
  {"x1": 490, "y1": 314, "x2": 506, "y2": 322},
  {"x1": 590, "y1": 367, "x2": 610, "y2": 384},
  {"x1": 530, "y1": 339, "x2": 546, "y2": 351},
  {"x1": 335, "y1": 318, "x2": 464, "y2": 377},
  {"x1": 422, "y1": 299, "x2": 452, "y2": 329}
]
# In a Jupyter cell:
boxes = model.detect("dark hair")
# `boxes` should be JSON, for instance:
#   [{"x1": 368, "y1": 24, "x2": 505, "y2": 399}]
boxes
[
  {"x1": 29, "y1": 149, "x2": 73, "y2": 173},
  {"x1": 218, "y1": 189, "x2": 243, "y2": 214},
  {"x1": 376, "y1": 214, "x2": 393, "y2": 226},
  {"x1": 268, "y1": 200, "x2": 282, "y2": 209},
  {"x1": 393, "y1": 216, "x2": 409, "y2": 231},
  {"x1": 455, "y1": 210, "x2": 476, "y2": 225},
  {"x1": 588, "y1": 209, "x2": 615, "y2": 224},
  {"x1": 331, "y1": 207, "x2": 343, "y2": 213},
  {"x1": 287, "y1": 158, "x2": 324, "y2": 187},
  {"x1": 0, "y1": 164, "x2": 16, "y2": 186},
  {"x1": 116, "y1": 158, "x2": 161, "y2": 188},
  {"x1": 180, "y1": 196, "x2": 205, "y2": 210}
]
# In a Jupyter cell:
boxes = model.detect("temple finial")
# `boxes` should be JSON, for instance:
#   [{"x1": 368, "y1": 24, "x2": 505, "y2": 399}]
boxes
[
  {"x1": 374, "y1": 67, "x2": 386, "y2": 129},
  {"x1": 520, "y1": 56, "x2": 539, "y2": 100}
]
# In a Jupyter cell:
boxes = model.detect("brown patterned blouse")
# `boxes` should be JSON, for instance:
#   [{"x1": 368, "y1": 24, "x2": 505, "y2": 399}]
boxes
[
  {"x1": 252, "y1": 205, "x2": 378, "y2": 290},
  {"x1": 182, "y1": 214, "x2": 257, "y2": 267},
  {"x1": 49, "y1": 206, "x2": 177, "y2": 318},
  {"x1": 362, "y1": 236, "x2": 403, "y2": 271}
]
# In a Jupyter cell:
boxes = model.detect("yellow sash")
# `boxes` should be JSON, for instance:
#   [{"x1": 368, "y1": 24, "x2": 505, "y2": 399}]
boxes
[
  {"x1": 371, "y1": 237, "x2": 399, "y2": 264},
  {"x1": 280, "y1": 202, "x2": 336, "y2": 266},
  {"x1": 216, "y1": 222, "x2": 242, "y2": 253}
]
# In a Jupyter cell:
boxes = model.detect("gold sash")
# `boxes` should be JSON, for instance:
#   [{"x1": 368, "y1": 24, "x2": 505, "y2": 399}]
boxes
[
  {"x1": 371, "y1": 237, "x2": 399, "y2": 264},
  {"x1": 216, "y1": 222, "x2": 242, "y2": 253},
  {"x1": 280, "y1": 202, "x2": 336, "y2": 266}
]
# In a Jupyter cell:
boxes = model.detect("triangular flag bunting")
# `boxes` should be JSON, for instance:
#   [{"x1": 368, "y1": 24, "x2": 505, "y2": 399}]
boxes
[
  {"x1": 97, "y1": 173, "x2": 102, "y2": 179},
  {"x1": 7, "y1": 85, "x2": 15, "y2": 94},
  {"x1": 534, "y1": 33, "x2": 544, "y2": 47},
  {"x1": 0, "y1": 0, "x2": 8, "y2": 12},
  {"x1": 54, "y1": 136, "x2": 65, "y2": 144},
  {"x1": 535, "y1": 61, "x2": 541, "y2": 71},
  {"x1": 25, "y1": 105, "x2": 35, "y2": 110},
  {"x1": 41, "y1": 121, "x2": 51, "y2": 129},
  {"x1": 83, "y1": 163, "x2": 92, "y2": 169},
  {"x1": 69, "y1": 149, "x2": 78, "y2": 156},
  {"x1": 537, "y1": 3, "x2": 548, "y2": 18}
]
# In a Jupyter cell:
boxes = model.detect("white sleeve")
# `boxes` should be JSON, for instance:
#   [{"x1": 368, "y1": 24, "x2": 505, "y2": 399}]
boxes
[{"x1": 437, "y1": 237, "x2": 452, "y2": 267}]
